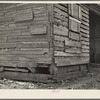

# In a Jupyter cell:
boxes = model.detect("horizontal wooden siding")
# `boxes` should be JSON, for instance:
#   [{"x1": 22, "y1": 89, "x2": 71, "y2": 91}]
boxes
[
  {"x1": 53, "y1": 4, "x2": 90, "y2": 66},
  {"x1": 0, "y1": 4, "x2": 52, "y2": 69}
]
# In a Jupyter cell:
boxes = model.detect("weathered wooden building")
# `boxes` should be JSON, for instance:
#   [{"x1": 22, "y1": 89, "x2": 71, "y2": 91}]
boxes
[{"x1": 0, "y1": 3, "x2": 99, "y2": 82}]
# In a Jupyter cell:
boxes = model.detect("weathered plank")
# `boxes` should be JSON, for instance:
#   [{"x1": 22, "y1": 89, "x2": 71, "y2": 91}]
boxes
[
  {"x1": 80, "y1": 24, "x2": 89, "y2": 30},
  {"x1": 69, "y1": 17, "x2": 80, "y2": 32},
  {"x1": 81, "y1": 41, "x2": 89, "y2": 46},
  {"x1": 33, "y1": 7, "x2": 47, "y2": 15},
  {"x1": 15, "y1": 20, "x2": 31, "y2": 27},
  {"x1": 30, "y1": 25, "x2": 47, "y2": 35},
  {"x1": 0, "y1": 71, "x2": 52, "y2": 82},
  {"x1": 0, "y1": 61, "x2": 17, "y2": 67},
  {"x1": 3, "y1": 4, "x2": 16, "y2": 13},
  {"x1": 60, "y1": 4, "x2": 68, "y2": 8},
  {"x1": 81, "y1": 32, "x2": 89, "y2": 38},
  {"x1": 54, "y1": 51, "x2": 81, "y2": 57},
  {"x1": 54, "y1": 25, "x2": 68, "y2": 36},
  {"x1": 3, "y1": 11, "x2": 16, "y2": 19},
  {"x1": 7, "y1": 54, "x2": 51, "y2": 63},
  {"x1": 0, "y1": 37, "x2": 7, "y2": 43},
  {"x1": 20, "y1": 55, "x2": 50, "y2": 62},
  {"x1": 65, "y1": 40, "x2": 81, "y2": 47},
  {"x1": 79, "y1": 6, "x2": 82, "y2": 19},
  {"x1": 17, "y1": 60, "x2": 37, "y2": 68},
  {"x1": 68, "y1": 4, "x2": 72, "y2": 16},
  {"x1": 0, "y1": 25, "x2": 8, "y2": 30},
  {"x1": 54, "y1": 28, "x2": 68, "y2": 36},
  {"x1": 81, "y1": 37, "x2": 89, "y2": 42},
  {"x1": 81, "y1": 20, "x2": 89, "y2": 27},
  {"x1": 0, "y1": 55, "x2": 18, "y2": 61},
  {"x1": 54, "y1": 35, "x2": 69, "y2": 41},
  {"x1": 80, "y1": 53, "x2": 89, "y2": 57},
  {"x1": 54, "y1": 24, "x2": 68, "y2": 31},
  {"x1": 54, "y1": 40, "x2": 64, "y2": 48},
  {"x1": 33, "y1": 57, "x2": 52, "y2": 64},
  {"x1": 82, "y1": 12, "x2": 89, "y2": 19},
  {"x1": 54, "y1": 47, "x2": 64, "y2": 51},
  {"x1": 16, "y1": 4, "x2": 46, "y2": 11},
  {"x1": 15, "y1": 9, "x2": 33, "y2": 22},
  {"x1": 2, "y1": 4, "x2": 14, "y2": 8},
  {"x1": 0, "y1": 43, "x2": 16, "y2": 49},
  {"x1": 31, "y1": 20, "x2": 48, "y2": 26},
  {"x1": 34, "y1": 13, "x2": 48, "y2": 21},
  {"x1": 16, "y1": 54, "x2": 50, "y2": 59},
  {"x1": 80, "y1": 28, "x2": 89, "y2": 34},
  {"x1": 81, "y1": 7, "x2": 89, "y2": 15},
  {"x1": 81, "y1": 45, "x2": 89, "y2": 49},
  {"x1": 55, "y1": 56, "x2": 89, "y2": 66},
  {"x1": 17, "y1": 42, "x2": 49, "y2": 48},
  {"x1": 0, "y1": 24, "x2": 28, "y2": 31},
  {"x1": 65, "y1": 48, "x2": 81, "y2": 53},
  {"x1": 57, "y1": 65, "x2": 80, "y2": 72},
  {"x1": 18, "y1": 57, "x2": 52, "y2": 67},
  {"x1": 82, "y1": 17, "x2": 89, "y2": 23},
  {"x1": 0, "y1": 48, "x2": 49, "y2": 55},
  {"x1": 54, "y1": 20, "x2": 68, "y2": 27},
  {"x1": 73, "y1": 4, "x2": 80, "y2": 18},
  {"x1": 54, "y1": 6, "x2": 68, "y2": 17},
  {"x1": 69, "y1": 4, "x2": 81, "y2": 19},
  {"x1": 0, "y1": 29, "x2": 25, "y2": 36},
  {"x1": 7, "y1": 35, "x2": 48, "y2": 42},
  {"x1": 54, "y1": 13, "x2": 68, "y2": 22},
  {"x1": 54, "y1": 4, "x2": 68, "y2": 13},
  {"x1": 69, "y1": 31, "x2": 80, "y2": 41},
  {"x1": 4, "y1": 68, "x2": 29, "y2": 73},
  {"x1": 82, "y1": 49, "x2": 89, "y2": 53},
  {"x1": 0, "y1": 17, "x2": 14, "y2": 24}
]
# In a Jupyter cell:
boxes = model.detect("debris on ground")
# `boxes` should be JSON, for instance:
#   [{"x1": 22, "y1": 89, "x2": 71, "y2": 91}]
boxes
[{"x1": 0, "y1": 66, "x2": 100, "y2": 89}]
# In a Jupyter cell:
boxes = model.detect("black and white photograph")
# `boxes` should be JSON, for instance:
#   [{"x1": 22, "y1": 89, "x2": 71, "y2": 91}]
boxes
[{"x1": 0, "y1": 2, "x2": 99, "y2": 90}]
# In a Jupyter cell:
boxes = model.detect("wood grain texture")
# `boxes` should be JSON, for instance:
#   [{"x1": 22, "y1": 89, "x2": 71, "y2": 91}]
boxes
[
  {"x1": 54, "y1": 40, "x2": 64, "y2": 48},
  {"x1": 65, "y1": 48, "x2": 81, "y2": 54},
  {"x1": 69, "y1": 17, "x2": 80, "y2": 32},
  {"x1": 0, "y1": 71, "x2": 52, "y2": 82},
  {"x1": 0, "y1": 4, "x2": 90, "y2": 82},
  {"x1": 54, "y1": 51, "x2": 81, "y2": 57},
  {"x1": 54, "y1": 6, "x2": 68, "y2": 17},
  {"x1": 54, "y1": 4, "x2": 68, "y2": 13},
  {"x1": 55, "y1": 56, "x2": 89, "y2": 66},
  {"x1": 69, "y1": 31, "x2": 80, "y2": 41},
  {"x1": 65, "y1": 40, "x2": 81, "y2": 47},
  {"x1": 54, "y1": 25, "x2": 68, "y2": 36},
  {"x1": 15, "y1": 9, "x2": 33, "y2": 22},
  {"x1": 30, "y1": 25, "x2": 47, "y2": 35},
  {"x1": 54, "y1": 35, "x2": 69, "y2": 41}
]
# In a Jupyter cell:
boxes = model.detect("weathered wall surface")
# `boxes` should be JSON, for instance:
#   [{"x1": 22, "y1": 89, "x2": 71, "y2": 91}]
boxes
[
  {"x1": 0, "y1": 3, "x2": 92, "y2": 81},
  {"x1": 0, "y1": 4, "x2": 52, "y2": 72},
  {"x1": 53, "y1": 4, "x2": 90, "y2": 67}
]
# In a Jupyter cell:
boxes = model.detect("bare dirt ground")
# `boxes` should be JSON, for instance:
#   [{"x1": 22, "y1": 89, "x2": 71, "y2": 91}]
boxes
[{"x1": 0, "y1": 66, "x2": 100, "y2": 89}]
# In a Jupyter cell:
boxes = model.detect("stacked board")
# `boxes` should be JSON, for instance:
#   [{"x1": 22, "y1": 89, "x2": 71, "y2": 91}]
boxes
[
  {"x1": 53, "y1": 4, "x2": 90, "y2": 67},
  {"x1": 80, "y1": 6, "x2": 89, "y2": 59},
  {"x1": 0, "y1": 4, "x2": 52, "y2": 73}
]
